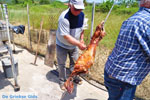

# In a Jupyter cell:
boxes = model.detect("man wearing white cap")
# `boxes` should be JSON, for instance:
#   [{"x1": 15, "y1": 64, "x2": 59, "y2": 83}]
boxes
[{"x1": 56, "y1": 0, "x2": 86, "y2": 90}]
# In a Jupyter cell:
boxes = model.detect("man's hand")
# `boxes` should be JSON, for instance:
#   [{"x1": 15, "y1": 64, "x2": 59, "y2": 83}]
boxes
[
  {"x1": 78, "y1": 42, "x2": 86, "y2": 50},
  {"x1": 64, "y1": 35, "x2": 86, "y2": 50},
  {"x1": 80, "y1": 39, "x2": 84, "y2": 44}
]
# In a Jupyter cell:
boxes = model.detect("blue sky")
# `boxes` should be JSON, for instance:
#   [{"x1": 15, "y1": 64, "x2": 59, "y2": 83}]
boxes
[{"x1": 57, "y1": 0, "x2": 105, "y2": 3}]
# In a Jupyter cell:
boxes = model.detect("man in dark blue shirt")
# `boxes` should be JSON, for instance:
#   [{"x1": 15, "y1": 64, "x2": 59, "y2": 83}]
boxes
[{"x1": 104, "y1": 0, "x2": 150, "y2": 99}]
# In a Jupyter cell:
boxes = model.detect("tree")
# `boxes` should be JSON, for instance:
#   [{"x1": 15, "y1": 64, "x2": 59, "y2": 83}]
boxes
[
  {"x1": 32, "y1": 0, "x2": 34, "y2": 3},
  {"x1": 12, "y1": 0, "x2": 19, "y2": 4},
  {"x1": 39, "y1": 0, "x2": 50, "y2": 4},
  {"x1": 15, "y1": 0, "x2": 18, "y2": 3},
  {"x1": 23, "y1": 0, "x2": 33, "y2": 6},
  {"x1": 50, "y1": 0, "x2": 55, "y2": 3}
]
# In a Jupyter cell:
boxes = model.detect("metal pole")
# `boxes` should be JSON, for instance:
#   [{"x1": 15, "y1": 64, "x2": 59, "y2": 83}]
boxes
[
  {"x1": 90, "y1": 1, "x2": 95, "y2": 39},
  {"x1": 27, "y1": 4, "x2": 32, "y2": 50},
  {"x1": 3, "y1": 4, "x2": 20, "y2": 91},
  {"x1": 103, "y1": 0, "x2": 116, "y2": 25}
]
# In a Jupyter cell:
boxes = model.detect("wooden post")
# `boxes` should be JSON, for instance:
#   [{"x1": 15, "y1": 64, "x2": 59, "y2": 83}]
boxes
[
  {"x1": 33, "y1": 18, "x2": 43, "y2": 65},
  {"x1": 44, "y1": 29, "x2": 56, "y2": 67},
  {"x1": 0, "y1": 4, "x2": 4, "y2": 20},
  {"x1": 27, "y1": 4, "x2": 32, "y2": 50}
]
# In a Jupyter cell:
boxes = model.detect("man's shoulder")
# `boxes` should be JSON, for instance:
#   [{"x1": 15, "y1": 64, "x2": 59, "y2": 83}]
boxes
[
  {"x1": 128, "y1": 9, "x2": 150, "y2": 23},
  {"x1": 80, "y1": 12, "x2": 84, "y2": 16},
  {"x1": 59, "y1": 9, "x2": 69, "y2": 21}
]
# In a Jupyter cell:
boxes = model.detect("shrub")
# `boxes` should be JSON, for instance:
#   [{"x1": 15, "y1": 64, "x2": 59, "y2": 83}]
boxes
[
  {"x1": 39, "y1": 0, "x2": 50, "y2": 4},
  {"x1": 115, "y1": 7, "x2": 138, "y2": 15},
  {"x1": 130, "y1": 2, "x2": 138, "y2": 7},
  {"x1": 50, "y1": 1, "x2": 67, "y2": 8},
  {"x1": 97, "y1": 0, "x2": 113, "y2": 13}
]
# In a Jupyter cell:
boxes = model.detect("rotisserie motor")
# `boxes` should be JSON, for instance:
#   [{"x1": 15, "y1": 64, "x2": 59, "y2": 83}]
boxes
[{"x1": 64, "y1": 21, "x2": 106, "y2": 94}]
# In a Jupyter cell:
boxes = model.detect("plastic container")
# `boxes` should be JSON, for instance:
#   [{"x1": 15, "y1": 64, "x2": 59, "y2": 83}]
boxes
[{"x1": 1, "y1": 57, "x2": 18, "y2": 78}]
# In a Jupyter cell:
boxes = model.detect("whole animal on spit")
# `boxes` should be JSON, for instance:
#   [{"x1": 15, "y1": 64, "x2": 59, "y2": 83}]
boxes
[{"x1": 64, "y1": 21, "x2": 106, "y2": 93}]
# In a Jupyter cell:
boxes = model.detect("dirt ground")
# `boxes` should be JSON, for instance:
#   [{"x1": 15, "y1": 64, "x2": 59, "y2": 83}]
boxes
[{"x1": 0, "y1": 45, "x2": 108, "y2": 100}]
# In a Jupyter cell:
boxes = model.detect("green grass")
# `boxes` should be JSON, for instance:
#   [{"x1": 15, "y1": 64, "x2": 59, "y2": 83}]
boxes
[
  {"x1": 84, "y1": 9, "x2": 135, "y2": 49},
  {"x1": 7, "y1": 3, "x2": 138, "y2": 49}
]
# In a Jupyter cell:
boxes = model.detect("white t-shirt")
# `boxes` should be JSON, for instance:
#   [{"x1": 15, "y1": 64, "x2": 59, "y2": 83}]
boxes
[{"x1": 56, "y1": 8, "x2": 84, "y2": 49}]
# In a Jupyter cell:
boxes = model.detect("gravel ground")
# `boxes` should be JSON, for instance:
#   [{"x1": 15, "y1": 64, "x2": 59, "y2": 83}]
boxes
[{"x1": 0, "y1": 45, "x2": 108, "y2": 100}]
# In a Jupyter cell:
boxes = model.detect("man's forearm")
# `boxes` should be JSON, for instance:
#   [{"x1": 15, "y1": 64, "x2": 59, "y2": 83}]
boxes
[
  {"x1": 64, "y1": 34, "x2": 86, "y2": 50},
  {"x1": 64, "y1": 35, "x2": 80, "y2": 46}
]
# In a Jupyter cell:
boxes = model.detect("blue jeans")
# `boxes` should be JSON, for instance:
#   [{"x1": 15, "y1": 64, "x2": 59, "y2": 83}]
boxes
[
  {"x1": 56, "y1": 45, "x2": 78, "y2": 83},
  {"x1": 104, "y1": 71, "x2": 137, "y2": 100}
]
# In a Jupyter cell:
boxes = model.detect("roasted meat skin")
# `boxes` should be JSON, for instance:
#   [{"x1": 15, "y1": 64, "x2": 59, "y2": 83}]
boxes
[{"x1": 64, "y1": 22, "x2": 105, "y2": 93}]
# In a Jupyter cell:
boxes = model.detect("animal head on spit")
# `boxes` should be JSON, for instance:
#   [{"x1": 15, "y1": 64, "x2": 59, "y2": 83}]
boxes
[{"x1": 91, "y1": 21, "x2": 106, "y2": 41}]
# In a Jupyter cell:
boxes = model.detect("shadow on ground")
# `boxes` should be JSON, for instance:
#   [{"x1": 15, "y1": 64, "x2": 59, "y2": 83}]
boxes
[
  {"x1": 0, "y1": 71, "x2": 13, "y2": 90},
  {"x1": 13, "y1": 49, "x2": 23, "y2": 54},
  {"x1": 46, "y1": 70, "x2": 78, "y2": 100},
  {"x1": 46, "y1": 70, "x2": 59, "y2": 84}
]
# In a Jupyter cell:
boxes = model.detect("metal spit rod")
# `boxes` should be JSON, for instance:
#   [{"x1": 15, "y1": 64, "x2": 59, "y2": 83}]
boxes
[{"x1": 103, "y1": 0, "x2": 117, "y2": 25}]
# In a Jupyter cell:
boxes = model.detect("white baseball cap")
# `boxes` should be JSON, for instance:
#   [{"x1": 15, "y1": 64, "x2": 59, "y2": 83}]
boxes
[{"x1": 70, "y1": 0, "x2": 85, "y2": 10}]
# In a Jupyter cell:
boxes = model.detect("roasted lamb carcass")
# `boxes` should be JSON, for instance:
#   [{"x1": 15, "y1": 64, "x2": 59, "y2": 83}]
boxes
[{"x1": 64, "y1": 21, "x2": 106, "y2": 94}]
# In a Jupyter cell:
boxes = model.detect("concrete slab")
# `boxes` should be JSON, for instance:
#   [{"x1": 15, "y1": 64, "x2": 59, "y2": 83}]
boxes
[{"x1": 0, "y1": 46, "x2": 108, "y2": 100}]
